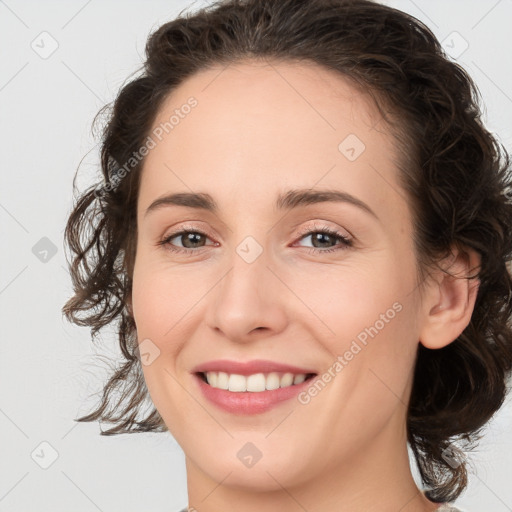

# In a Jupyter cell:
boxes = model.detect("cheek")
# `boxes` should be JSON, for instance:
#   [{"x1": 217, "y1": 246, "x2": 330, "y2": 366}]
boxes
[
  {"x1": 131, "y1": 255, "x2": 206, "y2": 339},
  {"x1": 130, "y1": 260, "x2": 197, "y2": 421},
  {"x1": 288, "y1": 256, "x2": 412, "y2": 343},
  {"x1": 303, "y1": 295, "x2": 418, "y2": 455},
  {"x1": 130, "y1": 257, "x2": 215, "y2": 407},
  {"x1": 331, "y1": 288, "x2": 418, "y2": 419},
  {"x1": 297, "y1": 253, "x2": 419, "y2": 396}
]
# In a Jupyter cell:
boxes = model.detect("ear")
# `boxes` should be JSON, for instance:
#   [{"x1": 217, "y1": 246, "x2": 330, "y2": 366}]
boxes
[{"x1": 419, "y1": 245, "x2": 481, "y2": 349}]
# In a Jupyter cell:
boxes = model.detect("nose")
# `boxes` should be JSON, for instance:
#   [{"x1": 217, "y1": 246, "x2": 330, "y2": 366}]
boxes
[{"x1": 205, "y1": 246, "x2": 288, "y2": 343}]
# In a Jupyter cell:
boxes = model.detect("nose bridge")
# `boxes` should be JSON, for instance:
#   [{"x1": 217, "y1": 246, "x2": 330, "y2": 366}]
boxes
[{"x1": 206, "y1": 233, "x2": 288, "y2": 341}]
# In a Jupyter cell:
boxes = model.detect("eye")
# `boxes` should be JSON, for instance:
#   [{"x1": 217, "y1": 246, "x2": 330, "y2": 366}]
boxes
[
  {"x1": 157, "y1": 224, "x2": 218, "y2": 254},
  {"x1": 293, "y1": 223, "x2": 353, "y2": 254},
  {"x1": 156, "y1": 222, "x2": 353, "y2": 255}
]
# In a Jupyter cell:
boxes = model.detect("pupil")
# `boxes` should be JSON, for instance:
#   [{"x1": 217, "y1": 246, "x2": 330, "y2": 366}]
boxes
[
  {"x1": 184, "y1": 233, "x2": 203, "y2": 248},
  {"x1": 313, "y1": 233, "x2": 332, "y2": 248}
]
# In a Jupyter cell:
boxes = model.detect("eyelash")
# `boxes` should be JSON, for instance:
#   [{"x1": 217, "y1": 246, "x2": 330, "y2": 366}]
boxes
[
  {"x1": 294, "y1": 224, "x2": 353, "y2": 254},
  {"x1": 157, "y1": 223, "x2": 353, "y2": 255}
]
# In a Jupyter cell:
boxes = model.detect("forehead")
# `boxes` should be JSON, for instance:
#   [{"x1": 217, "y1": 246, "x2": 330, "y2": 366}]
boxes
[
  {"x1": 138, "y1": 59, "x2": 405, "y2": 220},
  {"x1": 149, "y1": 58, "x2": 390, "y2": 150}
]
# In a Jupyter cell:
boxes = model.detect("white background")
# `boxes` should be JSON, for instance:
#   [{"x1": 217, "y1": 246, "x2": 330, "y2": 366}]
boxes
[{"x1": 1, "y1": 1, "x2": 511, "y2": 511}]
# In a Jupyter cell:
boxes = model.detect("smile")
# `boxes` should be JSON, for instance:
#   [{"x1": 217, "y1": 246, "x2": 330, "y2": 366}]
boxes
[
  {"x1": 199, "y1": 371, "x2": 315, "y2": 392},
  {"x1": 194, "y1": 371, "x2": 317, "y2": 415}
]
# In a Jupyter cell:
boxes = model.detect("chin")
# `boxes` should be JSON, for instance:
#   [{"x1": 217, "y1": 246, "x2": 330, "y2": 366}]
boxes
[{"x1": 186, "y1": 440, "x2": 318, "y2": 492}]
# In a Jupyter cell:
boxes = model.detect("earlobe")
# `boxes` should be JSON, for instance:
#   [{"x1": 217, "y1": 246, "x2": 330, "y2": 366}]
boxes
[{"x1": 419, "y1": 246, "x2": 481, "y2": 350}]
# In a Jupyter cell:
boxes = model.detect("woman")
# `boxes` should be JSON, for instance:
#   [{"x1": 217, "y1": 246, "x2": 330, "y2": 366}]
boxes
[{"x1": 62, "y1": 0, "x2": 512, "y2": 510}]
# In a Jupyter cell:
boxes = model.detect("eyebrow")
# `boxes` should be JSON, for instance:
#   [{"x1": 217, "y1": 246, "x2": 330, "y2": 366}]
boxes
[{"x1": 144, "y1": 188, "x2": 378, "y2": 220}]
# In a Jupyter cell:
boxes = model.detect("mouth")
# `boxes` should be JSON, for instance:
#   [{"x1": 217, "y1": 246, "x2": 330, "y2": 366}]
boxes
[
  {"x1": 193, "y1": 370, "x2": 318, "y2": 415},
  {"x1": 195, "y1": 371, "x2": 317, "y2": 392}
]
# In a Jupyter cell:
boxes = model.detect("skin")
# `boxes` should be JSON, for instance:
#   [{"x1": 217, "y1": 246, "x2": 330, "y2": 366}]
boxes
[{"x1": 130, "y1": 59, "x2": 480, "y2": 512}]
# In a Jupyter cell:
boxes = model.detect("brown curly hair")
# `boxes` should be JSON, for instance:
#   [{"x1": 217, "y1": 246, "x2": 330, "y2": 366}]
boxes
[{"x1": 62, "y1": 0, "x2": 512, "y2": 503}]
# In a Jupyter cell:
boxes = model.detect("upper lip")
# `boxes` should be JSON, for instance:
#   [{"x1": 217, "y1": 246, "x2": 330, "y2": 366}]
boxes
[{"x1": 192, "y1": 359, "x2": 317, "y2": 376}]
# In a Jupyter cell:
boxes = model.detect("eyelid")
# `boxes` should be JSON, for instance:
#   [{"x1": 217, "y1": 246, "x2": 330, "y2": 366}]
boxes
[
  {"x1": 160, "y1": 220, "x2": 352, "y2": 243},
  {"x1": 161, "y1": 221, "x2": 217, "y2": 240},
  {"x1": 158, "y1": 219, "x2": 354, "y2": 254},
  {"x1": 293, "y1": 220, "x2": 353, "y2": 241},
  {"x1": 159, "y1": 222, "x2": 219, "y2": 246}
]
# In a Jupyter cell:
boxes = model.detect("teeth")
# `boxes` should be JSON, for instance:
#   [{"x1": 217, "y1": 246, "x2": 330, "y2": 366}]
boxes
[
  {"x1": 293, "y1": 373, "x2": 306, "y2": 385},
  {"x1": 203, "y1": 371, "x2": 311, "y2": 392}
]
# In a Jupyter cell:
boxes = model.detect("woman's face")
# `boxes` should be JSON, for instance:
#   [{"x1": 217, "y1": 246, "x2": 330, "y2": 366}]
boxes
[{"x1": 131, "y1": 60, "x2": 425, "y2": 495}]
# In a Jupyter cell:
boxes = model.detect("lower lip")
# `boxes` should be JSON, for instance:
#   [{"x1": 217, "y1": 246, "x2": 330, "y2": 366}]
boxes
[{"x1": 193, "y1": 373, "x2": 316, "y2": 415}]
